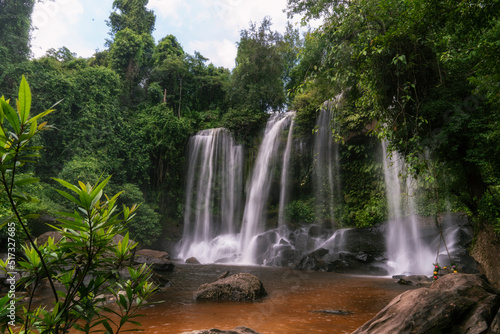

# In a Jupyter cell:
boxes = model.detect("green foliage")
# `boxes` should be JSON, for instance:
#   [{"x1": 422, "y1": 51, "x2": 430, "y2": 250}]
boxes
[
  {"x1": 0, "y1": 77, "x2": 156, "y2": 333},
  {"x1": 0, "y1": 0, "x2": 35, "y2": 64},
  {"x1": 231, "y1": 17, "x2": 286, "y2": 113},
  {"x1": 290, "y1": 89, "x2": 321, "y2": 138},
  {"x1": 134, "y1": 104, "x2": 192, "y2": 219},
  {"x1": 109, "y1": 183, "x2": 162, "y2": 246},
  {"x1": 285, "y1": 199, "x2": 316, "y2": 226},
  {"x1": 287, "y1": 0, "x2": 500, "y2": 227},
  {"x1": 108, "y1": 27, "x2": 155, "y2": 99},
  {"x1": 107, "y1": 0, "x2": 156, "y2": 41},
  {"x1": 220, "y1": 107, "x2": 269, "y2": 144}
]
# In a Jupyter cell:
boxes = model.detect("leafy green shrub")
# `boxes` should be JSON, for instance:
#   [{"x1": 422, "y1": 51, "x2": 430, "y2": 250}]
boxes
[{"x1": 0, "y1": 76, "x2": 156, "y2": 333}]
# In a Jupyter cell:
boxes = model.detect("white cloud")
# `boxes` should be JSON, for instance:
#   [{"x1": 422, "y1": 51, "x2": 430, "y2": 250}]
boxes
[
  {"x1": 31, "y1": 0, "x2": 85, "y2": 57},
  {"x1": 147, "y1": 0, "x2": 189, "y2": 26},
  {"x1": 31, "y1": 0, "x2": 113, "y2": 58},
  {"x1": 188, "y1": 39, "x2": 237, "y2": 69}
]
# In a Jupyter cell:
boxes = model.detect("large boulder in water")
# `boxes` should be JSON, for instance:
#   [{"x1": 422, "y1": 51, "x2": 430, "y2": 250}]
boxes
[
  {"x1": 194, "y1": 273, "x2": 267, "y2": 301},
  {"x1": 352, "y1": 273, "x2": 500, "y2": 334}
]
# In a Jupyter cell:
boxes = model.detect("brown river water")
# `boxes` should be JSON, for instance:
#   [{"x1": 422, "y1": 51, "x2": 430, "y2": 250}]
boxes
[{"x1": 120, "y1": 263, "x2": 415, "y2": 334}]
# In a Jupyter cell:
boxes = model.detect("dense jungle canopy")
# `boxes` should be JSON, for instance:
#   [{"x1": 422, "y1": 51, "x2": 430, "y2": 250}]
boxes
[{"x1": 1, "y1": 0, "x2": 499, "y2": 247}]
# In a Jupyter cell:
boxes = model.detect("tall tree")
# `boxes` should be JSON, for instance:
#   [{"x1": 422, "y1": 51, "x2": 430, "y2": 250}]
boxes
[
  {"x1": 230, "y1": 17, "x2": 286, "y2": 113},
  {"x1": 0, "y1": 0, "x2": 35, "y2": 64},
  {"x1": 107, "y1": 0, "x2": 156, "y2": 43},
  {"x1": 0, "y1": 0, "x2": 36, "y2": 96}
]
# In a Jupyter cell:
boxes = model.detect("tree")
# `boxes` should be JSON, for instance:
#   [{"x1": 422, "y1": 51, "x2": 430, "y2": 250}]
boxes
[
  {"x1": 107, "y1": 0, "x2": 156, "y2": 43},
  {"x1": 230, "y1": 17, "x2": 286, "y2": 113},
  {"x1": 0, "y1": 0, "x2": 36, "y2": 99},
  {"x1": 286, "y1": 0, "x2": 500, "y2": 222},
  {"x1": 0, "y1": 0, "x2": 35, "y2": 64},
  {"x1": 108, "y1": 28, "x2": 154, "y2": 82}
]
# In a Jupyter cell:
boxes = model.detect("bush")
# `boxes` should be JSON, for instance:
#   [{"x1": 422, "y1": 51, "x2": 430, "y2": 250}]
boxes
[{"x1": 0, "y1": 76, "x2": 156, "y2": 333}]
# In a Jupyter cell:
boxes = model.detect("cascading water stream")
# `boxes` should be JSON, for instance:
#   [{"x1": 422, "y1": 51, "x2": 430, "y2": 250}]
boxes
[
  {"x1": 313, "y1": 100, "x2": 341, "y2": 227},
  {"x1": 381, "y1": 141, "x2": 434, "y2": 275},
  {"x1": 278, "y1": 119, "x2": 295, "y2": 227},
  {"x1": 177, "y1": 128, "x2": 243, "y2": 263},
  {"x1": 240, "y1": 112, "x2": 295, "y2": 263},
  {"x1": 176, "y1": 114, "x2": 468, "y2": 272}
]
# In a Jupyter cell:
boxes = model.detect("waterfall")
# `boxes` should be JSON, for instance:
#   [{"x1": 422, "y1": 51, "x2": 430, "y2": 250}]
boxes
[
  {"x1": 278, "y1": 119, "x2": 295, "y2": 227},
  {"x1": 177, "y1": 128, "x2": 243, "y2": 263},
  {"x1": 381, "y1": 141, "x2": 435, "y2": 275},
  {"x1": 240, "y1": 112, "x2": 295, "y2": 263},
  {"x1": 313, "y1": 101, "x2": 341, "y2": 228}
]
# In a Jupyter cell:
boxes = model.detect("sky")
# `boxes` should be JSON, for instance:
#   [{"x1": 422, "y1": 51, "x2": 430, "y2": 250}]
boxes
[{"x1": 30, "y1": 0, "x2": 314, "y2": 70}]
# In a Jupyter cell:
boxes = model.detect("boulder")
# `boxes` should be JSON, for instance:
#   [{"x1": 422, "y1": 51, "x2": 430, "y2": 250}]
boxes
[
  {"x1": 294, "y1": 248, "x2": 329, "y2": 271},
  {"x1": 181, "y1": 327, "x2": 261, "y2": 334},
  {"x1": 186, "y1": 257, "x2": 200, "y2": 264},
  {"x1": 133, "y1": 249, "x2": 174, "y2": 272},
  {"x1": 471, "y1": 224, "x2": 500, "y2": 289},
  {"x1": 194, "y1": 273, "x2": 267, "y2": 301},
  {"x1": 35, "y1": 231, "x2": 63, "y2": 245},
  {"x1": 395, "y1": 275, "x2": 433, "y2": 287},
  {"x1": 352, "y1": 274, "x2": 500, "y2": 334},
  {"x1": 341, "y1": 225, "x2": 386, "y2": 254},
  {"x1": 295, "y1": 248, "x2": 387, "y2": 275}
]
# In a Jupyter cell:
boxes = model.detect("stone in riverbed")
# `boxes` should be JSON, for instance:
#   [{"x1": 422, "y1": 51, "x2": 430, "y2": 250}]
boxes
[
  {"x1": 133, "y1": 249, "x2": 174, "y2": 272},
  {"x1": 181, "y1": 327, "x2": 261, "y2": 334},
  {"x1": 396, "y1": 275, "x2": 433, "y2": 287},
  {"x1": 194, "y1": 273, "x2": 267, "y2": 301},
  {"x1": 352, "y1": 273, "x2": 500, "y2": 334},
  {"x1": 310, "y1": 309, "x2": 353, "y2": 315},
  {"x1": 186, "y1": 257, "x2": 200, "y2": 264}
]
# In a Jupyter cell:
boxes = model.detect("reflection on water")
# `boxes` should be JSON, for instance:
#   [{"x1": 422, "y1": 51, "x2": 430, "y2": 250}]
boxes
[{"x1": 133, "y1": 263, "x2": 415, "y2": 334}]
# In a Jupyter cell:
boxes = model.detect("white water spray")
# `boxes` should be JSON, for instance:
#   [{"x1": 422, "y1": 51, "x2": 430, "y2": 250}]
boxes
[
  {"x1": 240, "y1": 112, "x2": 295, "y2": 263},
  {"x1": 178, "y1": 128, "x2": 243, "y2": 263},
  {"x1": 382, "y1": 141, "x2": 434, "y2": 275}
]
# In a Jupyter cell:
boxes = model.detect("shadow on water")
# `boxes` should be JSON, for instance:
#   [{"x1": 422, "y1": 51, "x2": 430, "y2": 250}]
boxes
[{"x1": 137, "y1": 263, "x2": 416, "y2": 334}]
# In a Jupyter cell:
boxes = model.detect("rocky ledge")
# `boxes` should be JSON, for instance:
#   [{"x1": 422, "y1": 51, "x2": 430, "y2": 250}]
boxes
[
  {"x1": 194, "y1": 273, "x2": 267, "y2": 301},
  {"x1": 353, "y1": 273, "x2": 500, "y2": 334}
]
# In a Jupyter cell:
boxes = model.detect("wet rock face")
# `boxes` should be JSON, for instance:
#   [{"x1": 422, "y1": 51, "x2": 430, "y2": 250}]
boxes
[
  {"x1": 352, "y1": 274, "x2": 500, "y2": 334},
  {"x1": 194, "y1": 273, "x2": 267, "y2": 301}
]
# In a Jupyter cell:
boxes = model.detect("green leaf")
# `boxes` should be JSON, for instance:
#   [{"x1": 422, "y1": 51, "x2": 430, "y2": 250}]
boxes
[
  {"x1": 29, "y1": 120, "x2": 37, "y2": 138},
  {"x1": 53, "y1": 178, "x2": 81, "y2": 194},
  {"x1": 0, "y1": 99, "x2": 20, "y2": 135},
  {"x1": 90, "y1": 175, "x2": 112, "y2": 201},
  {"x1": 18, "y1": 75, "x2": 31, "y2": 124},
  {"x1": 14, "y1": 177, "x2": 40, "y2": 186},
  {"x1": 54, "y1": 188, "x2": 82, "y2": 206},
  {"x1": 27, "y1": 108, "x2": 54, "y2": 125},
  {"x1": 0, "y1": 96, "x2": 5, "y2": 124}
]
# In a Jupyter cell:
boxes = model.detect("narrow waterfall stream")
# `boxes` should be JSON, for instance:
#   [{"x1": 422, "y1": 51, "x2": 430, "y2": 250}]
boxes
[
  {"x1": 313, "y1": 102, "x2": 341, "y2": 227},
  {"x1": 240, "y1": 112, "x2": 295, "y2": 263},
  {"x1": 177, "y1": 128, "x2": 243, "y2": 263},
  {"x1": 381, "y1": 141, "x2": 435, "y2": 275}
]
